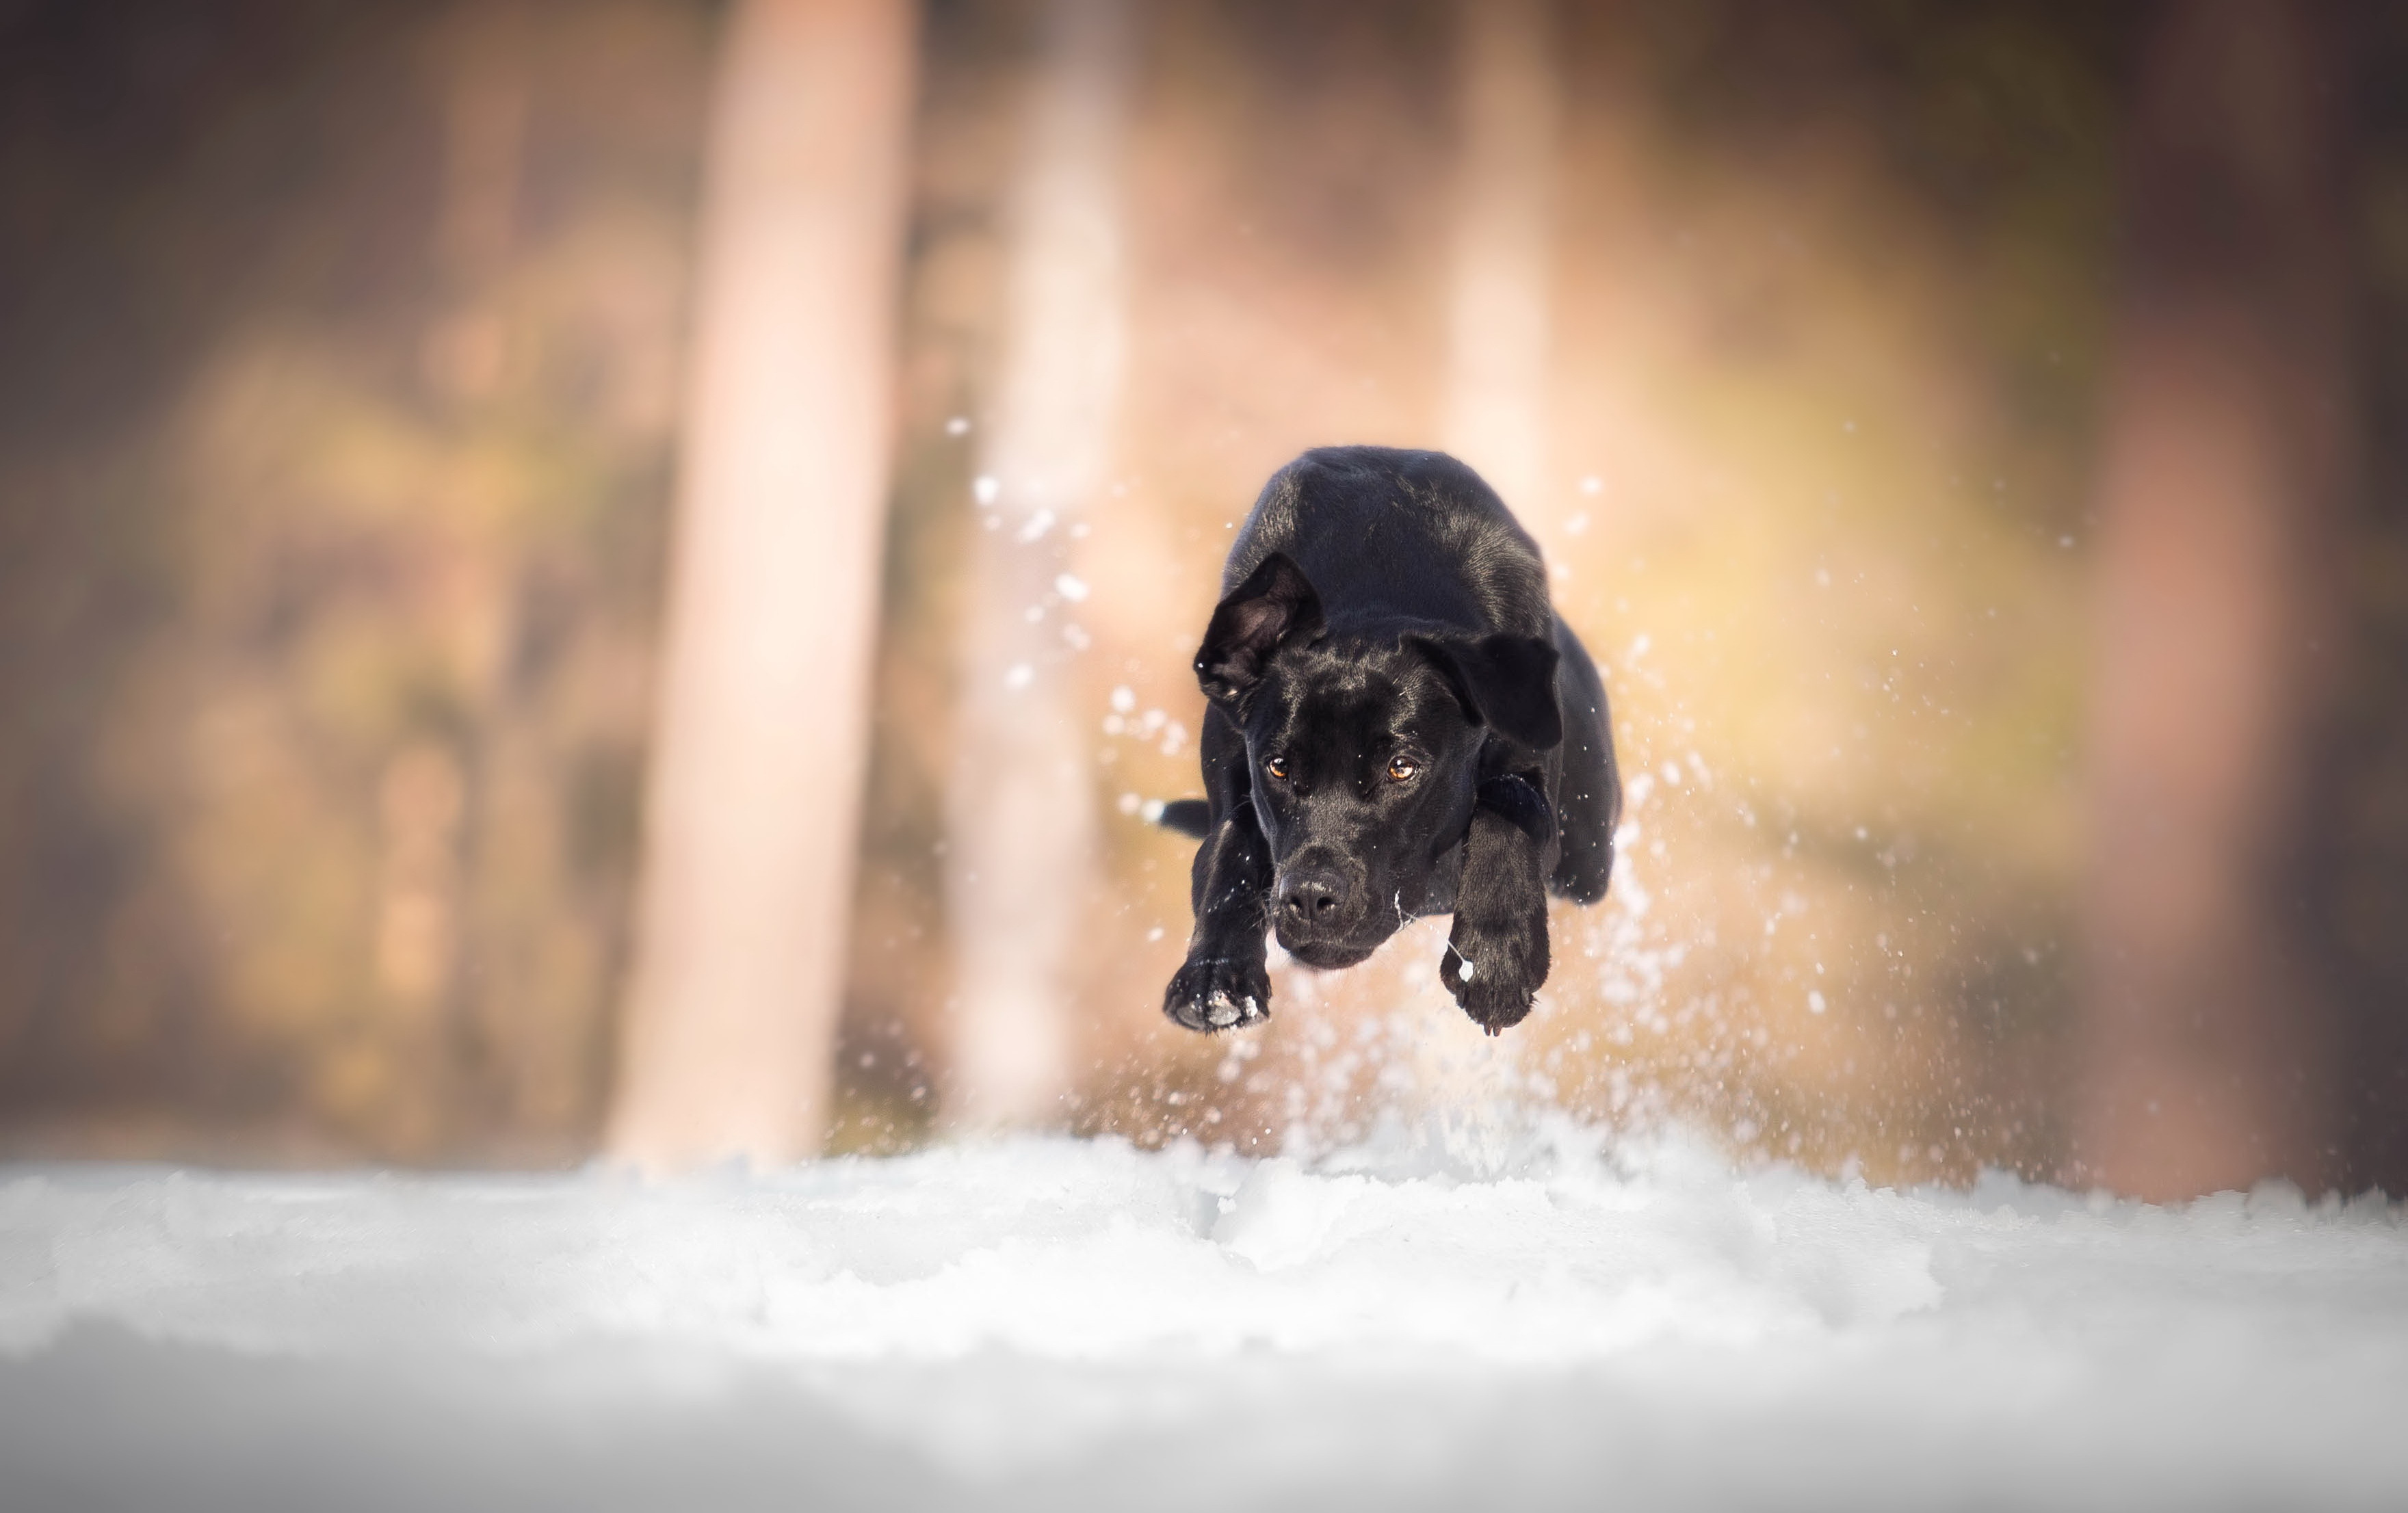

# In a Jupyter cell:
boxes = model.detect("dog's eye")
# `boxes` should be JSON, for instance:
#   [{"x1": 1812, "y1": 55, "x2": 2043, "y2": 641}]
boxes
[
  {"x1": 1264, "y1": 756, "x2": 1289, "y2": 782},
  {"x1": 1387, "y1": 757, "x2": 1418, "y2": 782}
]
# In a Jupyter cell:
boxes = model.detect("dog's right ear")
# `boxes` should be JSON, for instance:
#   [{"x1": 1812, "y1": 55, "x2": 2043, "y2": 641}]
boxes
[
  {"x1": 1404, "y1": 631, "x2": 1564, "y2": 750},
  {"x1": 1195, "y1": 553, "x2": 1324, "y2": 710}
]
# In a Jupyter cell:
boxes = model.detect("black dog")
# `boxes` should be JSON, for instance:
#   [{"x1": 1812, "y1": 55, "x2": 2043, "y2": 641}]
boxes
[{"x1": 1157, "y1": 446, "x2": 1621, "y2": 1036}]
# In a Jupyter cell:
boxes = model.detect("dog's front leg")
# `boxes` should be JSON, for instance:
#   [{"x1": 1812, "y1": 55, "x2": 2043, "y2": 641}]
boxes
[
  {"x1": 1164, "y1": 803, "x2": 1274, "y2": 1032},
  {"x1": 1441, "y1": 774, "x2": 1554, "y2": 1034}
]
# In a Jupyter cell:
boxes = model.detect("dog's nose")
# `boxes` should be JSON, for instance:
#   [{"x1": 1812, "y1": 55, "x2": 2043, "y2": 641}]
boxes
[{"x1": 1277, "y1": 867, "x2": 1350, "y2": 928}]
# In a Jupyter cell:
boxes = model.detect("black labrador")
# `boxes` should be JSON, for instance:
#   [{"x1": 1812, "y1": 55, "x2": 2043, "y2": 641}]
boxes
[{"x1": 1157, "y1": 446, "x2": 1621, "y2": 1036}]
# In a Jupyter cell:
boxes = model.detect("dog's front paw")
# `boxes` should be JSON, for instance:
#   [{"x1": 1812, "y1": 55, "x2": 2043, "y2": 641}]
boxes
[
  {"x1": 1164, "y1": 952, "x2": 1272, "y2": 1033},
  {"x1": 1441, "y1": 912, "x2": 1549, "y2": 1036}
]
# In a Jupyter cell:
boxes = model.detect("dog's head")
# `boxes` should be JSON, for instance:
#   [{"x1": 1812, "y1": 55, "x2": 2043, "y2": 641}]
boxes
[{"x1": 1194, "y1": 553, "x2": 1562, "y2": 969}]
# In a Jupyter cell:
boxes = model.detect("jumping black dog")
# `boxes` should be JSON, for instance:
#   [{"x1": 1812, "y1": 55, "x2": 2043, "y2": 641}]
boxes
[{"x1": 1157, "y1": 446, "x2": 1621, "y2": 1036}]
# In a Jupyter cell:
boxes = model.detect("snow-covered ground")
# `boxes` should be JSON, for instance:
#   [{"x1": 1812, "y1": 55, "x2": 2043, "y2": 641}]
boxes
[{"x1": 5, "y1": 1119, "x2": 2405, "y2": 1511}]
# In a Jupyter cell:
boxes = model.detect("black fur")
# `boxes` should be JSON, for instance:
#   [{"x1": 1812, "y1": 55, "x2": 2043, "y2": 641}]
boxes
[{"x1": 1160, "y1": 446, "x2": 1621, "y2": 1036}]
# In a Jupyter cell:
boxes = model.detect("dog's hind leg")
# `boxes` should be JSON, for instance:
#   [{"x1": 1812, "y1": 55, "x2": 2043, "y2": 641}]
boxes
[
  {"x1": 1441, "y1": 776, "x2": 1554, "y2": 1034},
  {"x1": 1164, "y1": 802, "x2": 1274, "y2": 1032}
]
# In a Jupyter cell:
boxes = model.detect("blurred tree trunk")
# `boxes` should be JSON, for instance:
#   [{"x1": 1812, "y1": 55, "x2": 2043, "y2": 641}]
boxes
[
  {"x1": 2076, "y1": 0, "x2": 2355, "y2": 1199},
  {"x1": 942, "y1": 0, "x2": 1131, "y2": 1129},
  {"x1": 1444, "y1": 0, "x2": 1559, "y2": 520},
  {"x1": 607, "y1": 0, "x2": 918, "y2": 1168}
]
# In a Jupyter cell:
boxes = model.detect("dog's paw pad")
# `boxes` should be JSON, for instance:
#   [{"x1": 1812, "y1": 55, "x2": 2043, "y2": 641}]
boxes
[
  {"x1": 1164, "y1": 956, "x2": 1272, "y2": 1034},
  {"x1": 1202, "y1": 989, "x2": 1261, "y2": 1029}
]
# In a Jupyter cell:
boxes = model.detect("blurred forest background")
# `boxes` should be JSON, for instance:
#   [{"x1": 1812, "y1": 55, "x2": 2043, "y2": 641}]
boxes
[{"x1": 3, "y1": 0, "x2": 2405, "y2": 1194}]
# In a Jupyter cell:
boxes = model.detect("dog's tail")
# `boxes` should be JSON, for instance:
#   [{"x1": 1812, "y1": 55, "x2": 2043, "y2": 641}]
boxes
[{"x1": 1155, "y1": 798, "x2": 1212, "y2": 839}]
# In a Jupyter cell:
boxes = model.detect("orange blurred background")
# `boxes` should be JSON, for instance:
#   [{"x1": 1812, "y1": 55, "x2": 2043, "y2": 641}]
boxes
[{"x1": 4, "y1": 0, "x2": 2405, "y2": 1195}]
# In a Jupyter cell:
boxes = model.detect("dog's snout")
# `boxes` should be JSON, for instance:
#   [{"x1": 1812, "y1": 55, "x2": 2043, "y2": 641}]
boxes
[
  {"x1": 1277, "y1": 867, "x2": 1350, "y2": 927},
  {"x1": 1270, "y1": 856, "x2": 1378, "y2": 968}
]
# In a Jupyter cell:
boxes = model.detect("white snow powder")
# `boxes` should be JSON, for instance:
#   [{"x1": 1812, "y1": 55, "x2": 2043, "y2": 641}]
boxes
[{"x1": 1, "y1": 1124, "x2": 2403, "y2": 1510}]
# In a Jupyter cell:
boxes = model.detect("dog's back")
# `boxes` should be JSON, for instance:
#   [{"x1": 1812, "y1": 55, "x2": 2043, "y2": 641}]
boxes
[{"x1": 1224, "y1": 447, "x2": 1554, "y2": 645}]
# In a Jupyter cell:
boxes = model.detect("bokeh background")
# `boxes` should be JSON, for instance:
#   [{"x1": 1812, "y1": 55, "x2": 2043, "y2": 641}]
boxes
[{"x1": 3, "y1": 0, "x2": 2405, "y2": 1195}]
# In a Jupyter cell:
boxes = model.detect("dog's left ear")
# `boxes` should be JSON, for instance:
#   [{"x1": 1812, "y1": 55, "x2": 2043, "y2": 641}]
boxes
[
  {"x1": 1196, "y1": 553, "x2": 1324, "y2": 709},
  {"x1": 1406, "y1": 632, "x2": 1563, "y2": 750}
]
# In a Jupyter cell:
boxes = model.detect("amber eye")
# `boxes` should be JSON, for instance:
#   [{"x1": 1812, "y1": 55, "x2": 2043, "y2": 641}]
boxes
[
  {"x1": 1387, "y1": 756, "x2": 1419, "y2": 782},
  {"x1": 1264, "y1": 756, "x2": 1290, "y2": 781}
]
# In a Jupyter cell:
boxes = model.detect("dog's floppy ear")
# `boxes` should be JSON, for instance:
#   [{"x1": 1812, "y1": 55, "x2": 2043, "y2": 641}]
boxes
[
  {"x1": 1406, "y1": 631, "x2": 1564, "y2": 750},
  {"x1": 1195, "y1": 553, "x2": 1324, "y2": 709}
]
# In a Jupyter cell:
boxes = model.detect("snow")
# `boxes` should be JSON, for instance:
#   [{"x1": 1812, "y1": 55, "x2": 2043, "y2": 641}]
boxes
[{"x1": 5, "y1": 1121, "x2": 2407, "y2": 1511}]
